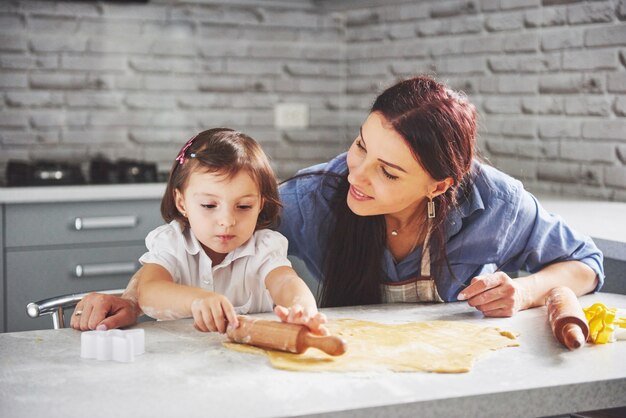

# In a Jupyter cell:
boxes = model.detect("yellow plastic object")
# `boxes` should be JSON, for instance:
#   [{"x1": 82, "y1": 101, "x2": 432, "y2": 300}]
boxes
[{"x1": 583, "y1": 303, "x2": 626, "y2": 344}]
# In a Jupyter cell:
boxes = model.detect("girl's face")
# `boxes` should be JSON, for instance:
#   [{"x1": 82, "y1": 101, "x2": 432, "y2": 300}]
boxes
[
  {"x1": 346, "y1": 112, "x2": 446, "y2": 219},
  {"x1": 175, "y1": 169, "x2": 262, "y2": 265}
]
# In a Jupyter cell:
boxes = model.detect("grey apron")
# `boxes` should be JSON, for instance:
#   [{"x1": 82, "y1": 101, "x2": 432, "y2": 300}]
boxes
[{"x1": 381, "y1": 228, "x2": 444, "y2": 303}]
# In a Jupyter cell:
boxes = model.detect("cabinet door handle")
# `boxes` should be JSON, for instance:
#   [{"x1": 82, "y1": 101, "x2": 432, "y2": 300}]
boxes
[
  {"x1": 74, "y1": 262, "x2": 138, "y2": 278},
  {"x1": 74, "y1": 216, "x2": 138, "y2": 231}
]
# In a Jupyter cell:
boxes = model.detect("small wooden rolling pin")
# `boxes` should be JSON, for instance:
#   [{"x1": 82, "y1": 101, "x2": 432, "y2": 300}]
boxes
[
  {"x1": 546, "y1": 286, "x2": 590, "y2": 350},
  {"x1": 226, "y1": 316, "x2": 347, "y2": 356}
]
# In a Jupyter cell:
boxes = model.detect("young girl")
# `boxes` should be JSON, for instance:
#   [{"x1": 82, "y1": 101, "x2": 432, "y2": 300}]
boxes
[{"x1": 134, "y1": 128, "x2": 328, "y2": 335}]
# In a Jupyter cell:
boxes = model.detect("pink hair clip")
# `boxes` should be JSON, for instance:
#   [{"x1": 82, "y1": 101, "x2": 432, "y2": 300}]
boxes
[{"x1": 175, "y1": 134, "x2": 198, "y2": 165}]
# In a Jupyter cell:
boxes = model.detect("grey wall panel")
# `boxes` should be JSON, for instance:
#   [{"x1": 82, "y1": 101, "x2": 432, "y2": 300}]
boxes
[
  {"x1": 601, "y1": 258, "x2": 626, "y2": 296},
  {"x1": 0, "y1": 205, "x2": 4, "y2": 333}
]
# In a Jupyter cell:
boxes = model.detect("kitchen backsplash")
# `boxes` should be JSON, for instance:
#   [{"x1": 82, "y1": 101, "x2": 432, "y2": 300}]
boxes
[{"x1": 0, "y1": 0, "x2": 625, "y2": 200}]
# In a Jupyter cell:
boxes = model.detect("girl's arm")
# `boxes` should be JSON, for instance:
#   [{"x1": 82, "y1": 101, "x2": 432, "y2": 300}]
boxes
[
  {"x1": 459, "y1": 261, "x2": 598, "y2": 317},
  {"x1": 137, "y1": 263, "x2": 238, "y2": 333},
  {"x1": 265, "y1": 266, "x2": 328, "y2": 335},
  {"x1": 265, "y1": 266, "x2": 318, "y2": 311}
]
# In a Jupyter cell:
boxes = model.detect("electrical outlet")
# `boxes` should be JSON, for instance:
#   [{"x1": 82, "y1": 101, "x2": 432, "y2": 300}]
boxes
[{"x1": 274, "y1": 103, "x2": 309, "y2": 129}]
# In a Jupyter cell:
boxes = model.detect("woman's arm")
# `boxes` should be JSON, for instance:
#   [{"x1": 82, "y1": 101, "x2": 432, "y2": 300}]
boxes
[
  {"x1": 137, "y1": 263, "x2": 237, "y2": 333},
  {"x1": 459, "y1": 260, "x2": 598, "y2": 317},
  {"x1": 515, "y1": 260, "x2": 597, "y2": 308},
  {"x1": 265, "y1": 266, "x2": 328, "y2": 335},
  {"x1": 71, "y1": 268, "x2": 145, "y2": 331},
  {"x1": 457, "y1": 173, "x2": 603, "y2": 317}
]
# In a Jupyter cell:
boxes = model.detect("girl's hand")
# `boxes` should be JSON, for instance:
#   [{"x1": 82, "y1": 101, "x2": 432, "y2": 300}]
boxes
[
  {"x1": 457, "y1": 272, "x2": 528, "y2": 317},
  {"x1": 274, "y1": 305, "x2": 330, "y2": 336},
  {"x1": 191, "y1": 293, "x2": 238, "y2": 333}
]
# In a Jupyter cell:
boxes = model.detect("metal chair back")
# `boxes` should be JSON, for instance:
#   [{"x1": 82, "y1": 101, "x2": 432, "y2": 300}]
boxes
[{"x1": 26, "y1": 289, "x2": 125, "y2": 329}]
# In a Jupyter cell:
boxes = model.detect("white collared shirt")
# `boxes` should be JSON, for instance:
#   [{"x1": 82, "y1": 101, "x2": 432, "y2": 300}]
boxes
[{"x1": 139, "y1": 220, "x2": 291, "y2": 314}]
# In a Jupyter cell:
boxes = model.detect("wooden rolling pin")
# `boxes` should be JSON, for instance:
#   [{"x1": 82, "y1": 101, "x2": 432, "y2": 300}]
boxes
[
  {"x1": 546, "y1": 286, "x2": 590, "y2": 350},
  {"x1": 226, "y1": 316, "x2": 347, "y2": 356}
]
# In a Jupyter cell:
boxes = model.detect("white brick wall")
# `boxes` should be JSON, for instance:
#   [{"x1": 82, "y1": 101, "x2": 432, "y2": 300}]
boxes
[
  {"x1": 342, "y1": 0, "x2": 626, "y2": 201},
  {"x1": 0, "y1": 0, "x2": 625, "y2": 200},
  {"x1": 0, "y1": 0, "x2": 348, "y2": 179}
]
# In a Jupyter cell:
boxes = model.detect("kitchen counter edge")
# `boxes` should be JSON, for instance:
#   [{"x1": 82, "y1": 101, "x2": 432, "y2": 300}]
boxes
[{"x1": 0, "y1": 183, "x2": 167, "y2": 204}]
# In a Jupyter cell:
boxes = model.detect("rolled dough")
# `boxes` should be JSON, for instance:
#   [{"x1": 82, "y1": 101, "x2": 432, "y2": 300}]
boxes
[{"x1": 224, "y1": 318, "x2": 519, "y2": 373}]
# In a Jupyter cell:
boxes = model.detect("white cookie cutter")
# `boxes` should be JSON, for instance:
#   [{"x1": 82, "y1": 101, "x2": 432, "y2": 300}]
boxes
[{"x1": 81, "y1": 329, "x2": 145, "y2": 363}]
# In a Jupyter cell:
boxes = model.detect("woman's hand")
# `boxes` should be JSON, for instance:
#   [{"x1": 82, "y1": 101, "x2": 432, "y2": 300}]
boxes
[
  {"x1": 457, "y1": 272, "x2": 528, "y2": 317},
  {"x1": 70, "y1": 293, "x2": 140, "y2": 331},
  {"x1": 274, "y1": 304, "x2": 329, "y2": 336},
  {"x1": 190, "y1": 293, "x2": 238, "y2": 333}
]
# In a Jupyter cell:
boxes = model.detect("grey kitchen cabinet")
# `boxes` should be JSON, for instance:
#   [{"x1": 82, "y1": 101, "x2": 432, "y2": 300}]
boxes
[
  {"x1": 0, "y1": 205, "x2": 4, "y2": 333},
  {"x1": 2, "y1": 198, "x2": 162, "y2": 332}
]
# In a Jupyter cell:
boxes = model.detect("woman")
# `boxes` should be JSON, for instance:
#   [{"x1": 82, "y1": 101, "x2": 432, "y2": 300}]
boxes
[{"x1": 71, "y1": 75, "x2": 602, "y2": 331}]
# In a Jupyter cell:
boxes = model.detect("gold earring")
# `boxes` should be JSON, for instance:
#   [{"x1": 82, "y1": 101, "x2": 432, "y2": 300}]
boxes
[{"x1": 427, "y1": 196, "x2": 436, "y2": 219}]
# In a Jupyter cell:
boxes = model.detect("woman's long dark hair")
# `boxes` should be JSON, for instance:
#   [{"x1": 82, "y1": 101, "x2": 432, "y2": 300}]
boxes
[{"x1": 320, "y1": 75, "x2": 477, "y2": 308}]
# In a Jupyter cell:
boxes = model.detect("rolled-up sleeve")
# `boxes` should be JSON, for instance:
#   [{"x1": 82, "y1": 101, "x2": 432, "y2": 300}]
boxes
[{"x1": 498, "y1": 186, "x2": 604, "y2": 291}]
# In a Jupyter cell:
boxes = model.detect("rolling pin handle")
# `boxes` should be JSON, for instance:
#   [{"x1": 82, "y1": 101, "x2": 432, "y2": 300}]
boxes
[
  {"x1": 562, "y1": 322, "x2": 586, "y2": 350},
  {"x1": 546, "y1": 286, "x2": 590, "y2": 351},
  {"x1": 301, "y1": 333, "x2": 347, "y2": 356}
]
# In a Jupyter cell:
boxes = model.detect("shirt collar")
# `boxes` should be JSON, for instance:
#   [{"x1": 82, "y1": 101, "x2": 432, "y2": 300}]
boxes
[
  {"x1": 177, "y1": 221, "x2": 202, "y2": 255},
  {"x1": 218, "y1": 233, "x2": 257, "y2": 267},
  {"x1": 179, "y1": 222, "x2": 258, "y2": 268}
]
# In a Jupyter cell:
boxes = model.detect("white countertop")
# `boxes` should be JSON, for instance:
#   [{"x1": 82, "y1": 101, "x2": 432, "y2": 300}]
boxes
[
  {"x1": 540, "y1": 198, "x2": 626, "y2": 244},
  {"x1": 1, "y1": 293, "x2": 625, "y2": 418},
  {"x1": 0, "y1": 183, "x2": 166, "y2": 204}
]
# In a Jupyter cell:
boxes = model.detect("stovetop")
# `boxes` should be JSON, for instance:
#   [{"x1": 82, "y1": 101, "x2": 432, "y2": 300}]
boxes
[{"x1": 5, "y1": 158, "x2": 165, "y2": 187}]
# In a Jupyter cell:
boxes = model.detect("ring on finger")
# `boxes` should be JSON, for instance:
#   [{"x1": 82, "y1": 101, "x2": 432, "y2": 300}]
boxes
[{"x1": 74, "y1": 310, "x2": 83, "y2": 316}]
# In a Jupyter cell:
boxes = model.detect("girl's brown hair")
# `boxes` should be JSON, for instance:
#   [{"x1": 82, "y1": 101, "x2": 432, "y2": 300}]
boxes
[
  {"x1": 161, "y1": 128, "x2": 281, "y2": 230},
  {"x1": 319, "y1": 75, "x2": 478, "y2": 307}
]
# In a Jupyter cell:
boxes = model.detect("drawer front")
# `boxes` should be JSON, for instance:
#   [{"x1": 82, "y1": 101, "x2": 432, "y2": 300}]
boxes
[
  {"x1": 6, "y1": 199, "x2": 162, "y2": 247},
  {"x1": 6, "y1": 244, "x2": 146, "y2": 332},
  {"x1": 0, "y1": 205, "x2": 4, "y2": 333}
]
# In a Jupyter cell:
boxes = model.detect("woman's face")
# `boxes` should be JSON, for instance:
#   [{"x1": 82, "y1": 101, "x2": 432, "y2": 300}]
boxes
[{"x1": 346, "y1": 112, "x2": 441, "y2": 219}]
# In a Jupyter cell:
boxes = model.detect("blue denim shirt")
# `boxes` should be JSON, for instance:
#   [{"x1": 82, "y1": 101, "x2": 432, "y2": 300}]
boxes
[{"x1": 278, "y1": 153, "x2": 604, "y2": 302}]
